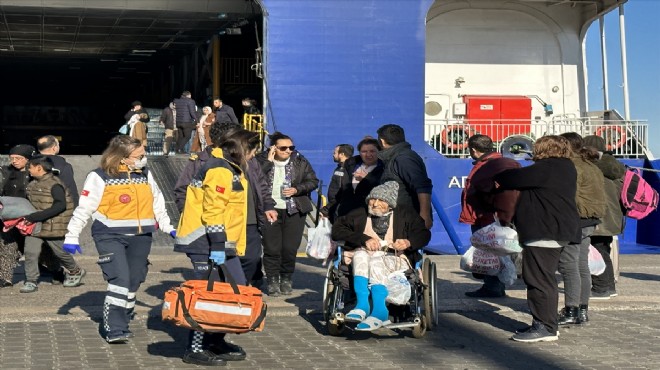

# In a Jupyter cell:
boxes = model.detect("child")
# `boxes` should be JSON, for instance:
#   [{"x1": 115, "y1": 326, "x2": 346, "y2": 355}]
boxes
[{"x1": 20, "y1": 155, "x2": 85, "y2": 293}]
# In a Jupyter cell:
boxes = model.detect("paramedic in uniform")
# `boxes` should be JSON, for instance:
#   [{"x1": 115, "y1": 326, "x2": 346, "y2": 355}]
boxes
[
  {"x1": 175, "y1": 128, "x2": 260, "y2": 366},
  {"x1": 62, "y1": 135, "x2": 175, "y2": 344}
]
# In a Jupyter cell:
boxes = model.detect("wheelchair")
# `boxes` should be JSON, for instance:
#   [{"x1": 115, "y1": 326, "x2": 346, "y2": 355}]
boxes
[{"x1": 322, "y1": 247, "x2": 438, "y2": 338}]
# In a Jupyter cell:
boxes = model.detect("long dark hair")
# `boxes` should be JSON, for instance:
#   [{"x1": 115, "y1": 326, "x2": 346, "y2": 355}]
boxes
[{"x1": 219, "y1": 128, "x2": 261, "y2": 170}]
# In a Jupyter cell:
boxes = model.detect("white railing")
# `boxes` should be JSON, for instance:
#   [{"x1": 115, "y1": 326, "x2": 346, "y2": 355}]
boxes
[{"x1": 424, "y1": 118, "x2": 650, "y2": 159}]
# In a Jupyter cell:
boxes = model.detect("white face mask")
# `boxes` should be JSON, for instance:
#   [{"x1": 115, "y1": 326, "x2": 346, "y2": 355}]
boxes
[{"x1": 133, "y1": 156, "x2": 147, "y2": 169}]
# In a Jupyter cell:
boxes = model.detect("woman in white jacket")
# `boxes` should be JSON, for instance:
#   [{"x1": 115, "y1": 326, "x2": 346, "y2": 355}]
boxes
[{"x1": 63, "y1": 135, "x2": 174, "y2": 343}]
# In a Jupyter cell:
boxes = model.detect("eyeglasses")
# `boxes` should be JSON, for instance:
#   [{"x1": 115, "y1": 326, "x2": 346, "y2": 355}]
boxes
[{"x1": 277, "y1": 146, "x2": 296, "y2": 152}]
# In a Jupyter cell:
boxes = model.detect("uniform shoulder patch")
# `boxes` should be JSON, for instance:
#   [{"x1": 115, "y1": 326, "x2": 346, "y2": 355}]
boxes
[{"x1": 188, "y1": 153, "x2": 199, "y2": 161}]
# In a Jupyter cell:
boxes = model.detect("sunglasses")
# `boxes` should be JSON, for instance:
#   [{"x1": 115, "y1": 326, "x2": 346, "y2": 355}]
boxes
[{"x1": 277, "y1": 146, "x2": 296, "y2": 151}]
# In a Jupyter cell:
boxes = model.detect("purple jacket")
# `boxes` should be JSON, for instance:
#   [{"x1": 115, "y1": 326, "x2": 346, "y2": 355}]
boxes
[{"x1": 174, "y1": 148, "x2": 276, "y2": 228}]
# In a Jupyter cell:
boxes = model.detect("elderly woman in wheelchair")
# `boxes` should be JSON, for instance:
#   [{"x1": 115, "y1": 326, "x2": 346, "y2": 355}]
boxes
[{"x1": 331, "y1": 181, "x2": 431, "y2": 331}]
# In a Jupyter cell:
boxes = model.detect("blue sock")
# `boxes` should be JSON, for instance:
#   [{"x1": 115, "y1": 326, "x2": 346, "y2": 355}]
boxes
[
  {"x1": 353, "y1": 276, "x2": 370, "y2": 314},
  {"x1": 369, "y1": 284, "x2": 389, "y2": 321}
]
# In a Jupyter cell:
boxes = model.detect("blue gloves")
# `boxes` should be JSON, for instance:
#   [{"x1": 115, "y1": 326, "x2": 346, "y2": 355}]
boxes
[
  {"x1": 209, "y1": 251, "x2": 226, "y2": 265},
  {"x1": 63, "y1": 243, "x2": 82, "y2": 254},
  {"x1": 169, "y1": 230, "x2": 176, "y2": 238}
]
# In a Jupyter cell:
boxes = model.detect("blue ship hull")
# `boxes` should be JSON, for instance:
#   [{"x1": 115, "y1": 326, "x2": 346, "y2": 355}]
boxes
[{"x1": 259, "y1": 0, "x2": 660, "y2": 254}]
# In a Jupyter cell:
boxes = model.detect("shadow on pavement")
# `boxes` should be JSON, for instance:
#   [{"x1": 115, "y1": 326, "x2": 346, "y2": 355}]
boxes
[
  {"x1": 620, "y1": 272, "x2": 660, "y2": 281},
  {"x1": 144, "y1": 279, "x2": 189, "y2": 359}
]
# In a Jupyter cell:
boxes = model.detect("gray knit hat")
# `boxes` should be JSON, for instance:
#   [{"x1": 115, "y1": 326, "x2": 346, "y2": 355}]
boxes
[{"x1": 366, "y1": 181, "x2": 399, "y2": 209}]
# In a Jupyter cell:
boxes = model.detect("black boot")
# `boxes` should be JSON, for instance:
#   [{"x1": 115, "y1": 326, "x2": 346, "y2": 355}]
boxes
[
  {"x1": 578, "y1": 304, "x2": 589, "y2": 324},
  {"x1": 280, "y1": 273, "x2": 293, "y2": 295},
  {"x1": 557, "y1": 306, "x2": 579, "y2": 325},
  {"x1": 266, "y1": 276, "x2": 280, "y2": 297}
]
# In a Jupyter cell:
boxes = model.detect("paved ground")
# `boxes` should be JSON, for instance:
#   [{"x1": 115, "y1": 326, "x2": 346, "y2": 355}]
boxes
[{"x1": 2, "y1": 246, "x2": 660, "y2": 369}]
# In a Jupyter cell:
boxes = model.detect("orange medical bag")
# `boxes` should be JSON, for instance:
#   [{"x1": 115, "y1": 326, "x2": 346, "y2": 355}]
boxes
[{"x1": 162, "y1": 264, "x2": 267, "y2": 333}]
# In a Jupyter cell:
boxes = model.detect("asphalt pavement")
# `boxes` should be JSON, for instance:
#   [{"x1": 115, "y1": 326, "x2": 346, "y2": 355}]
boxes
[{"x1": 2, "y1": 244, "x2": 660, "y2": 369}]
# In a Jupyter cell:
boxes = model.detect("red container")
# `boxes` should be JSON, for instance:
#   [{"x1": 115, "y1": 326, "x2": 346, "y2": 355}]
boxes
[{"x1": 463, "y1": 95, "x2": 531, "y2": 142}]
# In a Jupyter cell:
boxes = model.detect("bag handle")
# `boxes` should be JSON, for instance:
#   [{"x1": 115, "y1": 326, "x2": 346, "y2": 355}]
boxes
[
  {"x1": 248, "y1": 303, "x2": 268, "y2": 331},
  {"x1": 207, "y1": 263, "x2": 241, "y2": 295},
  {"x1": 176, "y1": 290, "x2": 204, "y2": 331}
]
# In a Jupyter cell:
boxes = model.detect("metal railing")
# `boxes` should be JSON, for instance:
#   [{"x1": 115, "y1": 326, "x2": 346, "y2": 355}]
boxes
[{"x1": 424, "y1": 118, "x2": 650, "y2": 159}]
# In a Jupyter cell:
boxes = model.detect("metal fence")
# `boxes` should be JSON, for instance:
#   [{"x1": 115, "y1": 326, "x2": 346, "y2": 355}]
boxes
[{"x1": 424, "y1": 118, "x2": 650, "y2": 159}]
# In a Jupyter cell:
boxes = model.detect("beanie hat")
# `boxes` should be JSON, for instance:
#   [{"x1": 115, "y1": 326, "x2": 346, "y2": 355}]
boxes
[
  {"x1": 131, "y1": 100, "x2": 142, "y2": 107},
  {"x1": 583, "y1": 135, "x2": 606, "y2": 152},
  {"x1": 9, "y1": 144, "x2": 35, "y2": 159},
  {"x1": 366, "y1": 181, "x2": 399, "y2": 209}
]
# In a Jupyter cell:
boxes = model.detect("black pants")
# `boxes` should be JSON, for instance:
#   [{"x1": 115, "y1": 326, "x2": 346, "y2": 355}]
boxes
[
  {"x1": 591, "y1": 236, "x2": 616, "y2": 293},
  {"x1": 522, "y1": 246, "x2": 561, "y2": 334},
  {"x1": 261, "y1": 209, "x2": 306, "y2": 277},
  {"x1": 240, "y1": 224, "x2": 263, "y2": 283},
  {"x1": 176, "y1": 124, "x2": 194, "y2": 153}
]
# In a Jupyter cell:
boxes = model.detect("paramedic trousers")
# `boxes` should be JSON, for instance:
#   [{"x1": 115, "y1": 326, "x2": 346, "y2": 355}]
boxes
[
  {"x1": 261, "y1": 210, "x2": 306, "y2": 278},
  {"x1": 24, "y1": 236, "x2": 80, "y2": 283},
  {"x1": 522, "y1": 246, "x2": 561, "y2": 334},
  {"x1": 187, "y1": 253, "x2": 247, "y2": 349},
  {"x1": 94, "y1": 233, "x2": 151, "y2": 338}
]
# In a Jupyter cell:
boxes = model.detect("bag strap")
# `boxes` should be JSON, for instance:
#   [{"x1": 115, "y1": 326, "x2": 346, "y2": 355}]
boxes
[
  {"x1": 207, "y1": 263, "x2": 241, "y2": 295},
  {"x1": 248, "y1": 303, "x2": 268, "y2": 331},
  {"x1": 176, "y1": 289, "x2": 204, "y2": 331}
]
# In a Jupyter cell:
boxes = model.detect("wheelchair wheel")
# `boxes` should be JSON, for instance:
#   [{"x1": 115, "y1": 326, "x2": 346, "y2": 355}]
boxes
[
  {"x1": 423, "y1": 258, "x2": 439, "y2": 328},
  {"x1": 322, "y1": 263, "x2": 335, "y2": 321},
  {"x1": 326, "y1": 285, "x2": 346, "y2": 336},
  {"x1": 411, "y1": 315, "x2": 427, "y2": 339}
]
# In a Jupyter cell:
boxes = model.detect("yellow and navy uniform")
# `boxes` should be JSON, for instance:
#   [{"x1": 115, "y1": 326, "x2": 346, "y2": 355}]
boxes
[
  {"x1": 64, "y1": 165, "x2": 174, "y2": 245},
  {"x1": 175, "y1": 147, "x2": 248, "y2": 256}
]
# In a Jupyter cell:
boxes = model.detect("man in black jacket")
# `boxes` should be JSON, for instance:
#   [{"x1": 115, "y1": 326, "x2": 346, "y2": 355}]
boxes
[
  {"x1": 36, "y1": 135, "x2": 79, "y2": 206},
  {"x1": 322, "y1": 143, "x2": 354, "y2": 223},
  {"x1": 377, "y1": 124, "x2": 433, "y2": 229},
  {"x1": 174, "y1": 91, "x2": 198, "y2": 154},
  {"x1": 123, "y1": 101, "x2": 150, "y2": 123},
  {"x1": 212, "y1": 98, "x2": 239, "y2": 125}
]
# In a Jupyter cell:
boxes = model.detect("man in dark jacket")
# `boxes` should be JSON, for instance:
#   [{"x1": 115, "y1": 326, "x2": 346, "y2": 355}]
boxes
[
  {"x1": 36, "y1": 135, "x2": 79, "y2": 206},
  {"x1": 377, "y1": 124, "x2": 433, "y2": 229},
  {"x1": 322, "y1": 143, "x2": 353, "y2": 222},
  {"x1": 160, "y1": 102, "x2": 176, "y2": 156},
  {"x1": 123, "y1": 101, "x2": 150, "y2": 123},
  {"x1": 459, "y1": 134, "x2": 520, "y2": 298},
  {"x1": 174, "y1": 91, "x2": 198, "y2": 154},
  {"x1": 213, "y1": 98, "x2": 239, "y2": 125}
]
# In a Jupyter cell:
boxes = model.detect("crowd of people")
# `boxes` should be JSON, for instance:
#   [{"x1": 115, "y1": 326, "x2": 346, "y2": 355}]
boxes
[{"x1": 0, "y1": 101, "x2": 630, "y2": 365}]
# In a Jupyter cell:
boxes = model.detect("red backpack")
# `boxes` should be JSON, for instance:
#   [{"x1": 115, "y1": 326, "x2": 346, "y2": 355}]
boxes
[{"x1": 621, "y1": 168, "x2": 659, "y2": 220}]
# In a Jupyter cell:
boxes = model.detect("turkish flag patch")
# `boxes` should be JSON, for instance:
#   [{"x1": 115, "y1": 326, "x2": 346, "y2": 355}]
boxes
[
  {"x1": 81, "y1": 190, "x2": 90, "y2": 196},
  {"x1": 216, "y1": 186, "x2": 225, "y2": 194}
]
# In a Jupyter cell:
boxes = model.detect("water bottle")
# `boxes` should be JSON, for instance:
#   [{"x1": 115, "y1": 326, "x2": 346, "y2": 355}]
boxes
[{"x1": 281, "y1": 180, "x2": 291, "y2": 199}]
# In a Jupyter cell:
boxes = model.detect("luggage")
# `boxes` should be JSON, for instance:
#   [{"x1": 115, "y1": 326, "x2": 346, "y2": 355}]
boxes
[{"x1": 162, "y1": 264, "x2": 267, "y2": 333}]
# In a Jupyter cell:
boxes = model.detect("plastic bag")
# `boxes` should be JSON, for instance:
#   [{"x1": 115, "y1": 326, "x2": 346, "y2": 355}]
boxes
[
  {"x1": 497, "y1": 256, "x2": 517, "y2": 286},
  {"x1": 385, "y1": 270, "x2": 411, "y2": 305},
  {"x1": 306, "y1": 218, "x2": 333, "y2": 260},
  {"x1": 588, "y1": 244, "x2": 606, "y2": 276},
  {"x1": 119, "y1": 123, "x2": 129, "y2": 135},
  {"x1": 459, "y1": 246, "x2": 501, "y2": 276},
  {"x1": 470, "y1": 218, "x2": 522, "y2": 256}
]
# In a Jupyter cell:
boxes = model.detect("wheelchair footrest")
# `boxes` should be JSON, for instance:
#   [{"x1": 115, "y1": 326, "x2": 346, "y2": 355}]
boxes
[{"x1": 383, "y1": 320, "x2": 421, "y2": 330}]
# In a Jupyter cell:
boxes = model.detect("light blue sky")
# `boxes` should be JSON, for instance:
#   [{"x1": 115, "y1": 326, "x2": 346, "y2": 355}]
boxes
[{"x1": 585, "y1": 0, "x2": 660, "y2": 157}]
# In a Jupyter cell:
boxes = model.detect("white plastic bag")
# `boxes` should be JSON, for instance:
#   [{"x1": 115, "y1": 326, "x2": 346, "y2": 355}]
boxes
[
  {"x1": 385, "y1": 270, "x2": 411, "y2": 305},
  {"x1": 306, "y1": 218, "x2": 333, "y2": 260},
  {"x1": 118, "y1": 123, "x2": 129, "y2": 135},
  {"x1": 459, "y1": 246, "x2": 501, "y2": 276},
  {"x1": 497, "y1": 256, "x2": 517, "y2": 286},
  {"x1": 470, "y1": 218, "x2": 522, "y2": 256},
  {"x1": 588, "y1": 244, "x2": 606, "y2": 276}
]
